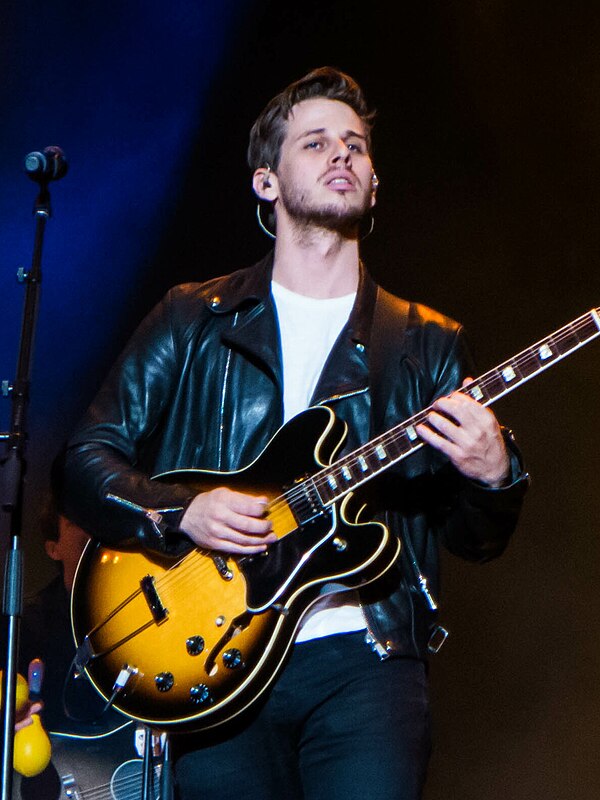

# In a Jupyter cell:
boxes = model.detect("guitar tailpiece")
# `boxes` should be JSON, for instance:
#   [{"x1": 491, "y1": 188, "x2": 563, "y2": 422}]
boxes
[{"x1": 74, "y1": 637, "x2": 93, "y2": 675}]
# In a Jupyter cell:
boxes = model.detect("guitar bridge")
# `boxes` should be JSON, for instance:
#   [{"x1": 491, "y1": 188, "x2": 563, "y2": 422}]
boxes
[{"x1": 140, "y1": 575, "x2": 168, "y2": 623}]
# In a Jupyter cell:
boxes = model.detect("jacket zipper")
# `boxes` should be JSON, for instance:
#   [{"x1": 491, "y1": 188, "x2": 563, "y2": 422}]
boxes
[
  {"x1": 217, "y1": 311, "x2": 239, "y2": 470},
  {"x1": 317, "y1": 386, "x2": 368, "y2": 406}
]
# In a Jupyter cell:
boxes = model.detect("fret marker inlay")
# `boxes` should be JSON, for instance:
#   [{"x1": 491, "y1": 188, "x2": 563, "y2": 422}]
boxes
[
  {"x1": 539, "y1": 344, "x2": 552, "y2": 360},
  {"x1": 502, "y1": 366, "x2": 516, "y2": 382},
  {"x1": 342, "y1": 466, "x2": 351, "y2": 481},
  {"x1": 470, "y1": 385, "x2": 484, "y2": 401},
  {"x1": 358, "y1": 455, "x2": 368, "y2": 472},
  {"x1": 327, "y1": 476, "x2": 337, "y2": 490},
  {"x1": 376, "y1": 445, "x2": 387, "y2": 460},
  {"x1": 406, "y1": 425, "x2": 418, "y2": 441}
]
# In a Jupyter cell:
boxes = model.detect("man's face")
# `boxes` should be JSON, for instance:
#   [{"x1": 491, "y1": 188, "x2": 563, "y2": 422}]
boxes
[
  {"x1": 274, "y1": 98, "x2": 375, "y2": 232},
  {"x1": 45, "y1": 515, "x2": 90, "y2": 590}
]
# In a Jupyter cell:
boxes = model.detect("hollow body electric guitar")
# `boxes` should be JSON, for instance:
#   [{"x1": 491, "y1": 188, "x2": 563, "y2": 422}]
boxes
[{"x1": 71, "y1": 307, "x2": 600, "y2": 732}]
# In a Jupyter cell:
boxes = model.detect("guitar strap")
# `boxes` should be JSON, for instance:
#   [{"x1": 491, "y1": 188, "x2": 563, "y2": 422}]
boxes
[
  {"x1": 367, "y1": 287, "x2": 447, "y2": 642},
  {"x1": 368, "y1": 285, "x2": 410, "y2": 435},
  {"x1": 368, "y1": 287, "x2": 449, "y2": 649}
]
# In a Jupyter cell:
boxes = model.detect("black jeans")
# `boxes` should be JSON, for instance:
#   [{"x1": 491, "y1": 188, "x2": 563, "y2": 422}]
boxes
[{"x1": 173, "y1": 631, "x2": 431, "y2": 800}]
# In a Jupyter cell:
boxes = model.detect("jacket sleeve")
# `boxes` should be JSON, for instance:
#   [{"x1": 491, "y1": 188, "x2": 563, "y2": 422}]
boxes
[
  {"x1": 429, "y1": 323, "x2": 530, "y2": 562},
  {"x1": 62, "y1": 287, "x2": 201, "y2": 554}
]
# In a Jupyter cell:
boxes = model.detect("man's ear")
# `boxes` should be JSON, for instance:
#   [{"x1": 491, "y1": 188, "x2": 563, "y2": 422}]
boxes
[
  {"x1": 370, "y1": 173, "x2": 379, "y2": 209},
  {"x1": 252, "y1": 166, "x2": 278, "y2": 202},
  {"x1": 45, "y1": 540, "x2": 59, "y2": 561}
]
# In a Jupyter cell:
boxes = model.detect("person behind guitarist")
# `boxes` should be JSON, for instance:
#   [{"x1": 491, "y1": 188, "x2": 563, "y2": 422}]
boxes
[{"x1": 61, "y1": 66, "x2": 529, "y2": 800}]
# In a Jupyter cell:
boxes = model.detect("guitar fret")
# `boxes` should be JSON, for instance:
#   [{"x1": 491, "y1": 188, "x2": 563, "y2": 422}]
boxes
[
  {"x1": 555, "y1": 329, "x2": 581, "y2": 355},
  {"x1": 518, "y1": 350, "x2": 545, "y2": 377},
  {"x1": 382, "y1": 435, "x2": 403, "y2": 460},
  {"x1": 578, "y1": 316, "x2": 600, "y2": 339},
  {"x1": 365, "y1": 451, "x2": 382, "y2": 471},
  {"x1": 398, "y1": 428, "x2": 421, "y2": 453},
  {"x1": 480, "y1": 372, "x2": 506, "y2": 399}
]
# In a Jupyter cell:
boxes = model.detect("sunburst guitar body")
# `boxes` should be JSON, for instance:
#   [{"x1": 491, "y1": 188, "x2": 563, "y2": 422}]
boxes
[{"x1": 71, "y1": 407, "x2": 400, "y2": 733}]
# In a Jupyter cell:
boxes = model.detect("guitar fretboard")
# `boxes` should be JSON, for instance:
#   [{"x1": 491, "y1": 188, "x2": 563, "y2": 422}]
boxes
[{"x1": 299, "y1": 307, "x2": 600, "y2": 508}]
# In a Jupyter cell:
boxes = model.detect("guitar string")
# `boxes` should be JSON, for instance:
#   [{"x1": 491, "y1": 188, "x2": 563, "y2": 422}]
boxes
[{"x1": 98, "y1": 314, "x2": 598, "y2": 627}]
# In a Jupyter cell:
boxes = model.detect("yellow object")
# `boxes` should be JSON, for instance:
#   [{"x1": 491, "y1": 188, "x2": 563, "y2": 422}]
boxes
[
  {"x1": 13, "y1": 714, "x2": 52, "y2": 777},
  {"x1": 0, "y1": 670, "x2": 30, "y2": 712}
]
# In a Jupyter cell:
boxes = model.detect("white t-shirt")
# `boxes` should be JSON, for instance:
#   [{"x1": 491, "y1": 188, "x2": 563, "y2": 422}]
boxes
[{"x1": 271, "y1": 280, "x2": 367, "y2": 642}]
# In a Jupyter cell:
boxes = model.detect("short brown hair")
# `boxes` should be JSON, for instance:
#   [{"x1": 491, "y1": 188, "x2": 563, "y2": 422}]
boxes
[{"x1": 247, "y1": 66, "x2": 376, "y2": 172}]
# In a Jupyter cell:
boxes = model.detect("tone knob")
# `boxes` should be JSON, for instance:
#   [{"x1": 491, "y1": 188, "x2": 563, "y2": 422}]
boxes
[
  {"x1": 186, "y1": 635, "x2": 205, "y2": 656},
  {"x1": 222, "y1": 648, "x2": 243, "y2": 669},
  {"x1": 155, "y1": 672, "x2": 174, "y2": 692},
  {"x1": 190, "y1": 683, "x2": 212, "y2": 706}
]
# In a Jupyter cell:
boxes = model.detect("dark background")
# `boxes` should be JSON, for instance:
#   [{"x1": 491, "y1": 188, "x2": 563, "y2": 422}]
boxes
[{"x1": 2, "y1": 1, "x2": 600, "y2": 797}]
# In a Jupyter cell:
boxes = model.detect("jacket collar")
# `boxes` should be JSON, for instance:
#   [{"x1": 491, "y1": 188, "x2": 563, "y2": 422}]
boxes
[
  {"x1": 202, "y1": 252, "x2": 274, "y2": 314},
  {"x1": 206, "y1": 250, "x2": 380, "y2": 401},
  {"x1": 204, "y1": 249, "x2": 379, "y2": 346}
]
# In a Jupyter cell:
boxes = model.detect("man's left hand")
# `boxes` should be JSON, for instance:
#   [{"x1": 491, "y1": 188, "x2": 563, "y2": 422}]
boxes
[{"x1": 415, "y1": 378, "x2": 510, "y2": 487}]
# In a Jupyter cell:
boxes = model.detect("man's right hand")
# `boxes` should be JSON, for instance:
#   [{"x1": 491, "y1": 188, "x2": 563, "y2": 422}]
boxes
[{"x1": 179, "y1": 488, "x2": 277, "y2": 554}]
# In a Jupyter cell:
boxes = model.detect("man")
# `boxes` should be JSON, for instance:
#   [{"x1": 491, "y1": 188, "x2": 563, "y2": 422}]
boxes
[{"x1": 62, "y1": 67, "x2": 529, "y2": 799}]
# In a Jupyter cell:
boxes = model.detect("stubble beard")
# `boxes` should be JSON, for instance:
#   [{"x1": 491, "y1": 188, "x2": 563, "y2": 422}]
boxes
[{"x1": 278, "y1": 182, "x2": 371, "y2": 235}]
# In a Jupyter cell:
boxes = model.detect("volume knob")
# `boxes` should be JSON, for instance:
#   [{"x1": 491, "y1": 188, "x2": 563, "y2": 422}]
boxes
[
  {"x1": 186, "y1": 635, "x2": 205, "y2": 656},
  {"x1": 222, "y1": 648, "x2": 244, "y2": 670},
  {"x1": 190, "y1": 683, "x2": 212, "y2": 706},
  {"x1": 155, "y1": 672, "x2": 174, "y2": 692}
]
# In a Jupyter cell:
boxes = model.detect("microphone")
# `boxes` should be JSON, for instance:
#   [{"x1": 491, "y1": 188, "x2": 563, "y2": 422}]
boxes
[
  {"x1": 24, "y1": 145, "x2": 68, "y2": 183},
  {"x1": 27, "y1": 658, "x2": 44, "y2": 703}
]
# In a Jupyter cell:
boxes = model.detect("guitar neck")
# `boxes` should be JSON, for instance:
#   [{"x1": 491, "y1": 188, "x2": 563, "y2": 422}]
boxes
[{"x1": 310, "y1": 307, "x2": 600, "y2": 506}]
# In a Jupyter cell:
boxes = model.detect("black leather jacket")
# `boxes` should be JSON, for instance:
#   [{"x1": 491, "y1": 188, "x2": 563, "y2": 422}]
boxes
[{"x1": 63, "y1": 253, "x2": 529, "y2": 660}]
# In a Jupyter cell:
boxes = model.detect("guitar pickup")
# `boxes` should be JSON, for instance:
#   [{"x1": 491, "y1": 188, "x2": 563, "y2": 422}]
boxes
[{"x1": 140, "y1": 575, "x2": 168, "y2": 623}]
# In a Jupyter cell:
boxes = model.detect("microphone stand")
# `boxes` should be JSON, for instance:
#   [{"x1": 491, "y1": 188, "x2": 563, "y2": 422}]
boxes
[{"x1": 1, "y1": 179, "x2": 54, "y2": 800}]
